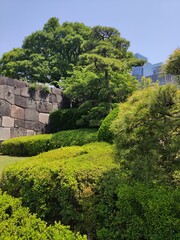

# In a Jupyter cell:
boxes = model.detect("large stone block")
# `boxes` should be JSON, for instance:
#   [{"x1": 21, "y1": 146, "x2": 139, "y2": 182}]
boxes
[
  {"x1": 2, "y1": 116, "x2": 14, "y2": 127},
  {"x1": 11, "y1": 105, "x2": 24, "y2": 119},
  {"x1": 52, "y1": 87, "x2": 62, "y2": 95},
  {"x1": 36, "y1": 101, "x2": 53, "y2": 113},
  {"x1": 0, "y1": 85, "x2": 15, "y2": 104},
  {"x1": 14, "y1": 119, "x2": 25, "y2": 128},
  {"x1": 49, "y1": 93, "x2": 56, "y2": 103},
  {"x1": 25, "y1": 120, "x2": 39, "y2": 131},
  {"x1": 14, "y1": 95, "x2": 27, "y2": 108},
  {"x1": 56, "y1": 94, "x2": 62, "y2": 103},
  {"x1": 10, "y1": 128, "x2": 27, "y2": 139},
  {"x1": 20, "y1": 87, "x2": 29, "y2": 97},
  {"x1": 24, "y1": 109, "x2": 39, "y2": 121},
  {"x1": 29, "y1": 91, "x2": 41, "y2": 101},
  {"x1": 0, "y1": 99, "x2": 11, "y2": 116},
  {"x1": 27, "y1": 129, "x2": 36, "y2": 136},
  {"x1": 13, "y1": 79, "x2": 28, "y2": 88},
  {"x1": 39, "y1": 113, "x2": 49, "y2": 124},
  {"x1": 14, "y1": 95, "x2": 36, "y2": 109},
  {"x1": 0, "y1": 127, "x2": 10, "y2": 140}
]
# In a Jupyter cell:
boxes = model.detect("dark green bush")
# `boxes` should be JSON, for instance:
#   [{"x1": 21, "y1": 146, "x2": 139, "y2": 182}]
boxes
[
  {"x1": 98, "y1": 107, "x2": 119, "y2": 143},
  {"x1": 1, "y1": 129, "x2": 98, "y2": 156},
  {"x1": 95, "y1": 178, "x2": 180, "y2": 240},
  {"x1": 0, "y1": 142, "x2": 116, "y2": 237},
  {"x1": 49, "y1": 108, "x2": 84, "y2": 133},
  {"x1": 49, "y1": 128, "x2": 98, "y2": 149},
  {"x1": 77, "y1": 102, "x2": 113, "y2": 128},
  {"x1": 49, "y1": 102, "x2": 115, "y2": 133},
  {"x1": 0, "y1": 134, "x2": 52, "y2": 156},
  {"x1": 0, "y1": 190, "x2": 86, "y2": 239}
]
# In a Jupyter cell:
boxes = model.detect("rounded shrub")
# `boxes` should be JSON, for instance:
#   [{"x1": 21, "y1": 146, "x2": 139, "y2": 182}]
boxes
[
  {"x1": 0, "y1": 190, "x2": 86, "y2": 239},
  {"x1": 49, "y1": 108, "x2": 86, "y2": 133},
  {"x1": 95, "y1": 180, "x2": 180, "y2": 240},
  {"x1": 98, "y1": 107, "x2": 119, "y2": 143},
  {"x1": 1, "y1": 142, "x2": 116, "y2": 238},
  {"x1": 112, "y1": 84, "x2": 180, "y2": 184},
  {"x1": 1, "y1": 129, "x2": 98, "y2": 157},
  {"x1": 0, "y1": 134, "x2": 52, "y2": 156}
]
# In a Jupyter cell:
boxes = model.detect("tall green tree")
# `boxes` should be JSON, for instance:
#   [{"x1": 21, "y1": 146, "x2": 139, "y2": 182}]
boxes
[
  {"x1": 112, "y1": 84, "x2": 180, "y2": 185},
  {"x1": 62, "y1": 26, "x2": 144, "y2": 106},
  {"x1": 164, "y1": 48, "x2": 180, "y2": 84},
  {"x1": 0, "y1": 18, "x2": 90, "y2": 82}
]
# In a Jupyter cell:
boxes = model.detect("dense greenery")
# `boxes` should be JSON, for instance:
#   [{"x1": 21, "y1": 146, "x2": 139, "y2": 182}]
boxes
[
  {"x1": 0, "y1": 142, "x2": 116, "y2": 238},
  {"x1": 95, "y1": 178, "x2": 180, "y2": 240},
  {"x1": 0, "y1": 129, "x2": 98, "y2": 156},
  {"x1": 49, "y1": 108, "x2": 88, "y2": 132},
  {"x1": 164, "y1": 48, "x2": 180, "y2": 84},
  {"x1": 0, "y1": 17, "x2": 179, "y2": 240},
  {"x1": 164, "y1": 48, "x2": 180, "y2": 76},
  {"x1": 0, "y1": 134, "x2": 52, "y2": 156},
  {"x1": 112, "y1": 84, "x2": 180, "y2": 185},
  {"x1": 1, "y1": 84, "x2": 180, "y2": 238},
  {"x1": 0, "y1": 17, "x2": 144, "y2": 125},
  {"x1": 98, "y1": 107, "x2": 119, "y2": 143},
  {"x1": 0, "y1": 190, "x2": 86, "y2": 239}
]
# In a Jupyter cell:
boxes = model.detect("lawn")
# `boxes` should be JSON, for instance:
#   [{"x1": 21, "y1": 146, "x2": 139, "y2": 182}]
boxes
[{"x1": 0, "y1": 154, "x2": 26, "y2": 177}]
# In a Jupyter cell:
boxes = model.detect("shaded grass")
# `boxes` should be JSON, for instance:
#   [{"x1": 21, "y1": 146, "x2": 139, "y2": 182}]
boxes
[{"x1": 0, "y1": 154, "x2": 26, "y2": 177}]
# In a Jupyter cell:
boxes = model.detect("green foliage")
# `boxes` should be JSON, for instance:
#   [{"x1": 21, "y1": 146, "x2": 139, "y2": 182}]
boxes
[
  {"x1": 164, "y1": 48, "x2": 180, "y2": 76},
  {"x1": 0, "y1": 134, "x2": 52, "y2": 156},
  {"x1": 49, "y1": 102, "x2": 116, "y2": 130},
  {"x1": 75, "y1": 101, "x2": 115, "y2": 128},
  {"x1": 98, "y1": 107, "x2": 119, "y2": 143},
  {"x1": 1, "y1": 142, "x2": 116, "y2": 237},
  {"x1": 49, "y1": 129, "x2": 98, "y2": 149},
  {"x1": 0, "y1": 18, "x2": 91, "y2": 82},
  {"x1": 112, "y1": 84, "x2": 180, "y2": 185},
  {"x1": 49, "y1": 108, "x2": 87, "y2": 132},
  {"x1": 95, "y1": 177, "x2": 180, "y2": 240},
  {"x1": 0, "y1": 17, "x2": 141, "y2": 111},
  {"x1": 164, "y1": 48, "x2": 180, "y2": 84},
  {"x1": 0, "y1": 129, "x2": 98, "y2": 156},
  {"x1": 0, "y1": 190, "x2": 86, "y2": 239}
]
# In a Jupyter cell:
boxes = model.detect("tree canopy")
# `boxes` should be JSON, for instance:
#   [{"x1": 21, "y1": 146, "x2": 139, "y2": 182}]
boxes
[
  {"x1": 0, "y1": 17, "x2": 144, "y2": 126},
  {"x1": 0, "y1": 17, "x2": 143, "y2": 87},
  {"x1": 164, "y1": 48, "x2": 180, "y2": 84}
]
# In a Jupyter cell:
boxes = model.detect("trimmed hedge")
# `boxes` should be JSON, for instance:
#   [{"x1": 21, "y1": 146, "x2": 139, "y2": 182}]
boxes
[
  {"x1": 0, "y1": 142, "x2": 116, "y2": 237},
  {"x1": 49, "y1": 108, "x2": 85, "y2": 133},
  {"x1": 95, "y1": 179, "x2": 180, "y2": 240},
  {"x1": 0, "y1": 190, "x2": 86, "y2": 239},
  {"x1": 0, "y1": 129, "x2": 98, "y2": 156},
  {"x1": 98, "y1": 107, "x2": 119, "y2": 143},
  {"x1": 0, "y1": 134, "x2": 52, "y2": 156}
]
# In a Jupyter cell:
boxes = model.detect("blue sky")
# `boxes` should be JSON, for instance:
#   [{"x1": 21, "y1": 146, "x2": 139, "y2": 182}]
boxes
[{"x1": 1, "y1": 0, "x2": 179, "y2": 63}]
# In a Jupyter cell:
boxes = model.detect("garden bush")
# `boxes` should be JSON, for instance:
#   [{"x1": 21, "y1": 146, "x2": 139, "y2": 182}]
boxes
[
  {"x1": 49, "y1": 108, "x2": 85, "y2": 133},
  {"x1": 112, "y1": 84, "x2": 180, "y2": 185},
  {"x1": 95, "y1": 178, "x2": 180, "y2": 240},
  {"x1": 98, "y1": 107, "x2": 119, "y2": 143},
  {"x1": 0, "y1": 142, "x2": 116, "y2": 238},
  {"x1": 49, "y1": 102, "x2": 115, "y2": 133},
  {"x1": 0, "y1": 190, "x2": 86, "y2": 239},
  {"x1": 1, "y1": 129, "x2": 98, "y2": 156},
  {"x1": 0, "y1": 134, "x2": 52, "y2": 156}
]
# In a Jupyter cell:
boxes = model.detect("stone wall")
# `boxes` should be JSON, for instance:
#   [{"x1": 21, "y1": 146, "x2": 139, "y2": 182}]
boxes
[{"x1": 0, "y1": 77, "x2": 62, "y2": 141}]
